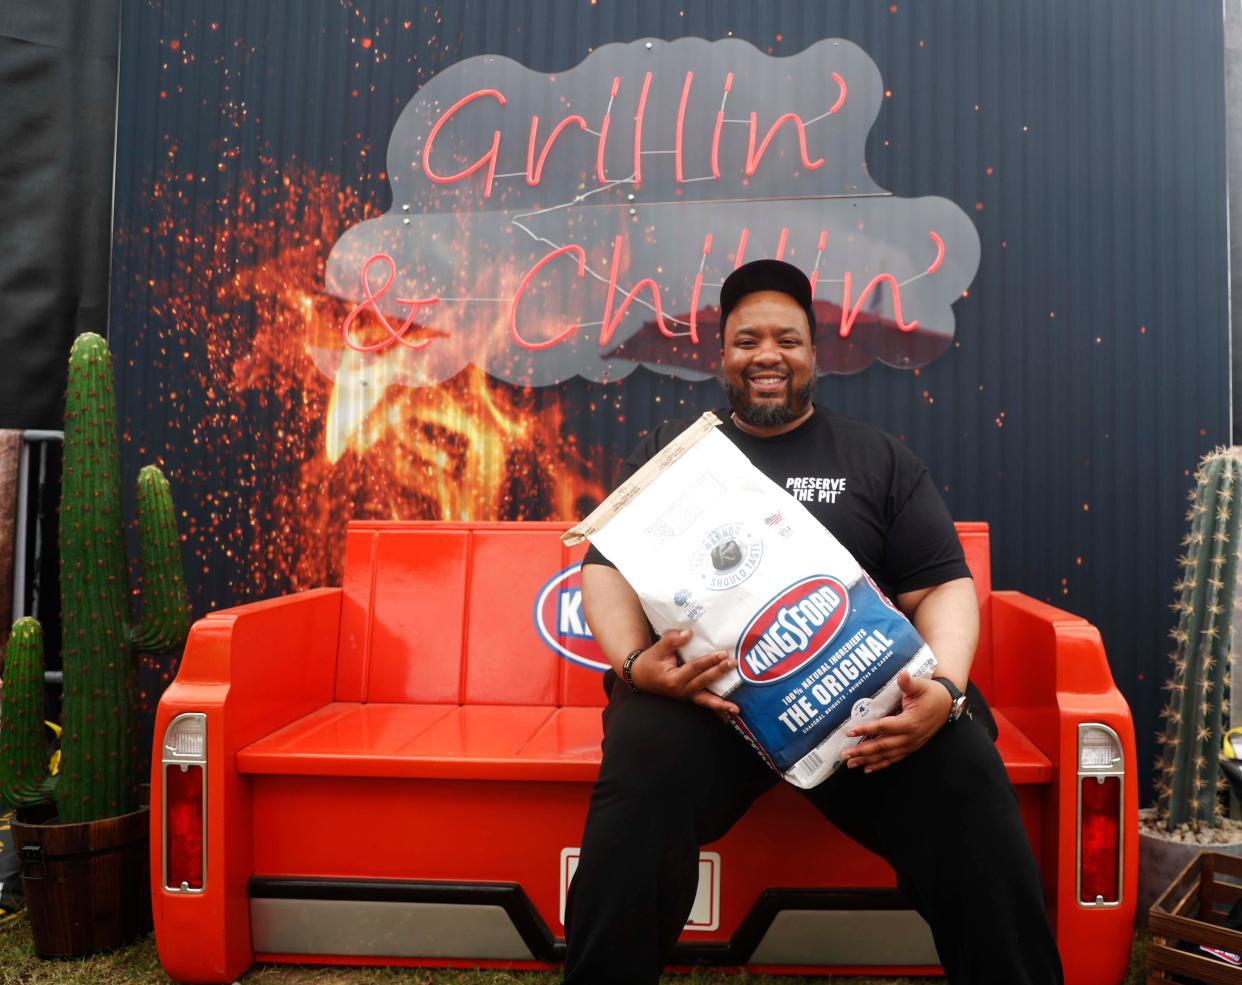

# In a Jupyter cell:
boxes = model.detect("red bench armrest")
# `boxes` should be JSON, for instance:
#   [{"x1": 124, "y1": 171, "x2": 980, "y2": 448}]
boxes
[
  {"x1": 151, "y1": 588, "x2": 342, "y2": 984},
  {"x1": 988, "y1": 590, "x2": 1139, "y2": 960},
  {"x1": 990, "y1": 591, "x2": 1126, "y2": 702},
  {"x1": 160, "y1": 587, "x2": 343, "y2": 751},
  {"x1": 988, "y1": 589, "x2": 1134, "y2": 753}
]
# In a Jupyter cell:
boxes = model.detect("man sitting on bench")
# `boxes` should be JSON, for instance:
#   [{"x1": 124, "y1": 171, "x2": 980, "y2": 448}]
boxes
[{"x1": 562, "y1": 259, "x2": 1064, "y2": 985}]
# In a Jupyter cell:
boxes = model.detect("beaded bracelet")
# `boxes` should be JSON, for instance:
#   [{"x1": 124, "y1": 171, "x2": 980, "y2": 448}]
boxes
[{"x1": 621, "y1": 648, "x2": 644, "y2": 693}]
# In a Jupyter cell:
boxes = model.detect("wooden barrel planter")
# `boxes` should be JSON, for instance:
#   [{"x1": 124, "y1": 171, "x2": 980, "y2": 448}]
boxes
[{"x1": 11, "y1": 806, "x2": 152, "y2": 957}]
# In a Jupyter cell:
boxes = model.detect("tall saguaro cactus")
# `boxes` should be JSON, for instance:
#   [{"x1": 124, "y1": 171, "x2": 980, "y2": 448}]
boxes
[
  {"x1": 1156, "y1": 447, "x2": 1242, "y2": 832},
  {"x1": 0, "y1": 332, "x2": 191, "y2": 824},
  {"x1": 57, "y1": 332, "x2": 138, "y2": 822}
]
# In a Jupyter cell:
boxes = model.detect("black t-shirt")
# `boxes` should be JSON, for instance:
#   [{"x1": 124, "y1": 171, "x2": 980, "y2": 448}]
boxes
[{"x1": 583, "y1": 405, "x2": 971, "y2": 601}]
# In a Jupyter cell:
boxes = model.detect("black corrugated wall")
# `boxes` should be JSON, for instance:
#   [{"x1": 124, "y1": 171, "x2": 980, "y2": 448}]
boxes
[{"x1": 109, "y1": 0, "x2": 1229, "y2": 796}]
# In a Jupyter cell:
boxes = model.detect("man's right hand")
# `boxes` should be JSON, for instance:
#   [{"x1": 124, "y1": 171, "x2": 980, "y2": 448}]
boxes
[{"x1": 628, "y1": 629, "x2": 740, "y2": 716}]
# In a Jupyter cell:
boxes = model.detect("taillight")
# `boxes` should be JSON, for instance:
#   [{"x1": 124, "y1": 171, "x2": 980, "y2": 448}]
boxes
[
  {"x1": 1077, "y1": 723, "x2": 1123, "y2": 906},
  {"x1": 162, "y1": 713, "x2": 207, "y2": 892},
  {"x1": 166, "y1": 764, "x2": 203, "y2": 889}
]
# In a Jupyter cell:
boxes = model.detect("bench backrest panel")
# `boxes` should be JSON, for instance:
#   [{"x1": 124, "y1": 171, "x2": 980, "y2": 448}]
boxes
[
  {"x1": 955, "y1": 522, "x2": 991, "y2": 601},
  {"x1": 338, "y1": 522, "x2": 606, "y2": 706},
  {"x1": 337, "y1": 520, "x2": 992, "y2": 707},
  {"x1": 338, "y1": 528, "x2": 472, "y2": 703},
  {"x1": 464, "y1": 528, "x2": 571, "y2": 705},
  {"x1": 955, "y1": 522, "x2": 994, "y2": 695}
]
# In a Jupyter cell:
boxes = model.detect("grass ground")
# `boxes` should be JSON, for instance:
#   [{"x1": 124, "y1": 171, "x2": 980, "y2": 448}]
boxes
[{"x1": 0, "y1": 910, "x2": 1151, "y2": 985}]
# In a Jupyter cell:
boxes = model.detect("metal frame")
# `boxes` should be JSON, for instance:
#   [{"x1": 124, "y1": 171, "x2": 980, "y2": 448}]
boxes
[
  {"x1": 161, "y1": 712, "x2": 208, "y2": 894},
  {"x1": 1075, "y1": 722, "x2": 1125, "y2": 909},
  {"x1": 11, "y1": 431, "x2": 65, "y2": 683}
]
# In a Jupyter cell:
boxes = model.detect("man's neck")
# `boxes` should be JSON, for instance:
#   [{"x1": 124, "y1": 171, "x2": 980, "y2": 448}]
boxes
[{"x1": 730, "y1": 402, "x2": 815, "y2": 438}]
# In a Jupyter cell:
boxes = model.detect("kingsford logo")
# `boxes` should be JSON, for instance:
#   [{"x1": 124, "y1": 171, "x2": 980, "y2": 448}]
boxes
[
  {"x1": 534, "y1": 563, "x2": 609, "y2": 672},
  {"x1": 736, "y1": 576, "x2": 850, "y2": 685}
]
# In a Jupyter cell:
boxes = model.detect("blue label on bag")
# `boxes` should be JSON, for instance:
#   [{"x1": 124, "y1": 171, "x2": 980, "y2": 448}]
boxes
[{"x1": 731, "y1": 578, "x2": 921, "y2": 774}]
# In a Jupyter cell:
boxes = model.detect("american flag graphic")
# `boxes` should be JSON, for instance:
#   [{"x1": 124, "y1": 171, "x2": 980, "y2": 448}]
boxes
[{"x1": 764, "y1": 511, "x2": 783, "y2": 526}]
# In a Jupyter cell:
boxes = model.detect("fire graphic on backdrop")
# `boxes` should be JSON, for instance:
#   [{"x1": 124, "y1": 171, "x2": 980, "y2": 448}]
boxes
[
  {"x1": 114, "y1": 33, "x2": 978, "y2": 609},
  {"x1": 116, "y1": 166, "x2": 606, "y2": 602}
]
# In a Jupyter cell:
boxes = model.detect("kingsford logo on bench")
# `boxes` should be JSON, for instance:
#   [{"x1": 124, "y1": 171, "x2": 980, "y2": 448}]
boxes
[
  {"x1": 534, "y1": 563, "x2": 610, "y2": 672},
  {"x1": 736, "y1": 576, "x2": 850, "y2": 685}
]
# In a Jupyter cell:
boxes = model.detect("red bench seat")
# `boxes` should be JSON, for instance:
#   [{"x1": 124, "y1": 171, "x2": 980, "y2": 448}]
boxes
[
  {"x1": 150, "y1": 519, "x2": 1137, "y2": 985},
  {"x1": 236, "y1": 703, "x2": 1051, "y2": 784}
]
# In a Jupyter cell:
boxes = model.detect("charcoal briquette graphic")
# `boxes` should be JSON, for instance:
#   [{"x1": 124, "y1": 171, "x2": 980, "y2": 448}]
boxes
[{"x1": 711, "y1": 540, "x2": 744, "y2": 571}]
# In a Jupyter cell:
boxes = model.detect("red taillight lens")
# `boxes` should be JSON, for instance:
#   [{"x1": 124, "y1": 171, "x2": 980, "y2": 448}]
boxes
[
  {"x1": 1079, "y1": 774, "x2": 1121, "y2": 903},
  {"x1": 165, "y1": 764, "x2": 204, "y2": 890}
]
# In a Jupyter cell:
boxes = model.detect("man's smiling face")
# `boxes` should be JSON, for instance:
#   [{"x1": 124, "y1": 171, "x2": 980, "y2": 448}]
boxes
[{"x1": 720, "y1": 289, "x2": 816, "y2": 431}]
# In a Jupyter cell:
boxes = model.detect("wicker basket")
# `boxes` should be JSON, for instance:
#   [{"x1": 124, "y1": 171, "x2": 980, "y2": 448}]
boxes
[{"x1": 1149, "y1": 850, "x2": 1242, "y2": 983}]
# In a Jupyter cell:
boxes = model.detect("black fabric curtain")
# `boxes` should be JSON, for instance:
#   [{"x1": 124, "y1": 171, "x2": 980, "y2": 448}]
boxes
[{"x1": 0, "y1": 0, "x2": 120, "y2": 430}]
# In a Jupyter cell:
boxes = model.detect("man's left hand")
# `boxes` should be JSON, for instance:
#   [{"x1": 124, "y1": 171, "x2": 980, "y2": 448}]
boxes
[{"x1": 841, "y1": 671, "x2": 953, "y2": 773}]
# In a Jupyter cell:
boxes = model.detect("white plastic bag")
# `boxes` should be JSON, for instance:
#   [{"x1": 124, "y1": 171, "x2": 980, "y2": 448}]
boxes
[{"x1": 564, "y1": 412, "x2": 936, "y2": 788}]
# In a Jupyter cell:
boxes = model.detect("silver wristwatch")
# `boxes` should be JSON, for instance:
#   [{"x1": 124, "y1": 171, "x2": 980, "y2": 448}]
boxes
[{"x1": 932, "y1": 676, "x2": 969, "y2": 724}]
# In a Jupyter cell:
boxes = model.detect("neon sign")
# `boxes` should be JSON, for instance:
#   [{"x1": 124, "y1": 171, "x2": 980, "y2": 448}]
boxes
[{"x1": 322, "y1": 37, "x2": 980, "y2": 395}]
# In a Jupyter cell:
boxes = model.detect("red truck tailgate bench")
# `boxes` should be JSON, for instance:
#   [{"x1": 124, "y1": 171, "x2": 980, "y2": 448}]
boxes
[{"x1": 151, "y1": 520, "x2": 1138, "y2": 983}]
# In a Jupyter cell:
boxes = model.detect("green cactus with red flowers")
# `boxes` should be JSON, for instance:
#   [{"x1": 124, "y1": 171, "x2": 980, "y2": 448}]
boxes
[
  {"x1": 0, "y1": 332, "x2": 190, "y2": 823},
  {"x1": 1156, "y1": 447, "x2": 1242, "y2": 831}
]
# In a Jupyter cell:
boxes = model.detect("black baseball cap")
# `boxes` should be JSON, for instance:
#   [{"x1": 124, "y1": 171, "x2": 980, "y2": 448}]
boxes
[{"x1": 718, "y1": 259, "x2": 816, "y2": 343}]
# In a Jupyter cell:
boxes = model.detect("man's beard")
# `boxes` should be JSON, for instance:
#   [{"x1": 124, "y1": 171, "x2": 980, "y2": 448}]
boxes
[{"x1": 720, "y1": 374, "x2": 815, "y2": 427}]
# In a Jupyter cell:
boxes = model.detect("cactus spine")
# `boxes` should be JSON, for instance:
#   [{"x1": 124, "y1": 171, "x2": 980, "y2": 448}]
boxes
[
  {"x1": 0, "y1": 619, "x2": 53, "y2": 808},
  {"x1": 0, "y1": 332, "x2": 191, "y2": 824},
  {"x1": 1156, "y1": 447, "x2": 1242, "y2": 832}
]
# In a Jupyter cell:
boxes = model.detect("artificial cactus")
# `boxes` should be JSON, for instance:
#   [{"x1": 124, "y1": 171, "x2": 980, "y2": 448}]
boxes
[
  {"x1": 57, "y1": 332, "x2": 137, "y2": 823},
  {"x1": 1155, "y1": 446, "x2": 1242, "y2": 832},
  {"x1": 0, "y1": 619, "x2": 54, "y2": 809},
  {"x1": 0, "y1": 332, "x2": 190, "y2": 825},
  {"x1": 133, "y1": 466, "x2": 192, "y2": 653}
]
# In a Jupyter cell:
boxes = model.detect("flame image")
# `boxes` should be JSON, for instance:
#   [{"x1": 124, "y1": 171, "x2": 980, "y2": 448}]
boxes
[
  {"x1": 262, "y1": 360, "x2": 606, "y2": 592},
  {"x1": 114, "y1": 165, "x2": 608, "y2": 604}
]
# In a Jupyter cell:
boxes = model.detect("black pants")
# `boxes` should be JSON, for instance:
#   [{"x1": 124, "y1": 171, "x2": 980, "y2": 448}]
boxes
[{"x1": 562, "y1": 679, "x2": 1064, "y2": 985}]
